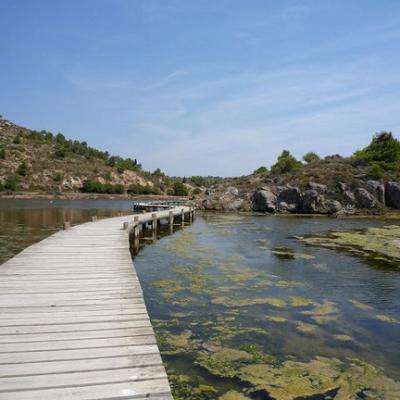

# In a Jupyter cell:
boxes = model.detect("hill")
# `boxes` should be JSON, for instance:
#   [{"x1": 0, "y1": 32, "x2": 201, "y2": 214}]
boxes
[
  {"x1": 0, "y1": 118, "x2": 218, "y2": 197},
  {"x1": 196, "y1": 132, "x2": 400, "y2": 215}
]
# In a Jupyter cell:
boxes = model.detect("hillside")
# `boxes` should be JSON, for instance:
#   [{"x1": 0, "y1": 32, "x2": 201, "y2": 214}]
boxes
[
  {"x1": 196, "y1": 132, "x2": 400, "y2": 215},
  {"x1": 0, "y1": 118, "x2": 198, "y2": 197}
]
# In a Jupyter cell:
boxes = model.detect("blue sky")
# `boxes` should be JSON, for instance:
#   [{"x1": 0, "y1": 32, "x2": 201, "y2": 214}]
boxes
[{"x1": 1, "y1": 0, "x2": 400, "y2": 176}]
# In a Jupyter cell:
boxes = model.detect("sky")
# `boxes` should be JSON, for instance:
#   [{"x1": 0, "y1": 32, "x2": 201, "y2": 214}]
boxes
[{"x1": 1, "y1": 1, "x2": 400, "y2": 177}]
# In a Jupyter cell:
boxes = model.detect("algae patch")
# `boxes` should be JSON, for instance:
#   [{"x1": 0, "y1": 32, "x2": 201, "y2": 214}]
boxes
[{"x1": 298, "y1": 225, "x2": 400, "y2": 267}]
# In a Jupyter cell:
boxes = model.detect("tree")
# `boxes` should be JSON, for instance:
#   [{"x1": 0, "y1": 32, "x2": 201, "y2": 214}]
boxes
[
  {"x1": 354, "y1": 132, "x2": 400, "y2": 164},
  {"x1": 253, "y1": 166, "x2": 268, "y2": 174},
  {"x1": 271, "y1": 150, "x2": 302, "y2": 174},
  {"x1": 303, "y1": 151, "x2": 320, "y2": 164},
  {"x1": 173, "y1": 181, "x2": 189, "y2": 196}
]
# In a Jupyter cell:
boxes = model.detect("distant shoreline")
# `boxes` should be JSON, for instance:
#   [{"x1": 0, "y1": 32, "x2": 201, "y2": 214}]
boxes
[{"x1": 0, "y1": 191, "x2": 188, "y2": 201}]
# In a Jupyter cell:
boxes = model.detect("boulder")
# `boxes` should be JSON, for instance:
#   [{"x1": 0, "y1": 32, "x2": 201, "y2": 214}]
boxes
[
  {"x1": 251, "y1": 187, "x2": 276, "y2": 212},
  {"x1": 277, "y1": 186, "x2": 302, "y2": 213},
  {"x1": 385, "y1": 182, "x2": 400, "y2": 209},
  {"x1": 224, "y1": 186, "x2": 239, "y2": 197},
  {"x1": 301, "y1": 190, "x2": 321, "y2": 213},
  {"x1": 366, "y1": 180, "x2": 385, "y2": 204},
  {"x1": 321, "y1": 199, "x2": 343, "y2": 214},
  {"x1": 354, "y1": 188, "x2": 377, "y2": 209}
]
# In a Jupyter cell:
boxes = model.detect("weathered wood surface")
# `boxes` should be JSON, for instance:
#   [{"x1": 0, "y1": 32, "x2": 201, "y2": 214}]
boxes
[{"x1": 0, "y1": 207, "x2": 190, "y2": 399}]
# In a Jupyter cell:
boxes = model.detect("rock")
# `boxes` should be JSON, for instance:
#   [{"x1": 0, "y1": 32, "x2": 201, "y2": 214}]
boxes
[
  {"x1": 354, "y1": 188, "x2": 377, "y2": 209},
  {"x1": 307, "y1": 182, "x2": 327, "y2": 193},
  {"x1": 301, "y1": 190, "x2": 342, "y2": 214},
  {"x1": 385, "y1": 182, "x2": 400, "y2": 209},
  {"x1": 301, "y1": 190, "x2": 321, "y2": 213},
  {"x1": 251, "y1": 187, "x2": 276, "y2": 212},
  {"x1": 224, "y1": 186, "x2": 239, "y2": 197},
  {"x1": 277, "y1": 186, "x2": 301, "y2": 213},
  {"x1": 366, "y1": 180, "x2": 385, "y2": 204}
]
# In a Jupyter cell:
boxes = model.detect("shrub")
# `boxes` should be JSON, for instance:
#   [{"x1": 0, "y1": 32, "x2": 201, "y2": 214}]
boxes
[
  {"x1": 53, "y1": 172, "x2": 63, "y2": 182},
  {"x1": 173, "y1": 181, "x2": 189, "y2": 196},
  {"x1": 192, "y1": 187, "x2": 202, "y2": 195},
  {"x1": 13, "y1": 135, "x2": 22, "y2": 144},
  {"x1": 16, "y1": 162, "x2": 28, "y2": 176},
  {"x1": 127, "y1": 184, "x2": 160, "y2": 195},
  {"x1": 369, "y1": 162, "x2": 385, "y2": 180},
  {"x1": 253, "y1": 166, "x2": 268, "y2": 174},
  {"x1": 271, "y1": 150, "x2": 302, "y2": 174},
  {"x1": 80, "y1": 179, "x2": 125, "y2": 194},
  {"x1": 303, "y1": 151, "x2": 320, "y2": 164},
  {"x1": 4, "y1": 175, "x2": 18, "y2": 191},
  {"x1": 54, "y1": 144, "x2": 67, "y2": 158},
  {"x1": 0, "y1": 147, "x2": 5, "y2": 159},
  {"x1": 0, "y1": 181, "x2": 3, "y2": 191}
]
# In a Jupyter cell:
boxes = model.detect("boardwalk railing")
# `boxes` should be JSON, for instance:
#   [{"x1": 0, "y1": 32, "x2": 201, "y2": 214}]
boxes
[{"x1": 0, "y1": 206, "x2": 195, "y2": 399}]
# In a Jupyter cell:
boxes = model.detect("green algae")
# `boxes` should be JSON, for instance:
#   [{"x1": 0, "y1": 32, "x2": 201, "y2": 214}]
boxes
[
  {"x1": 301, "y1": 300, "x2": 339, "y2": 324},
  {"x1": 152, "y1": 279, "x2": 182, "y2": 296},
  {"x1": 333, "y1": 334, "x2": 353, "y2": 342},
  {"x1": 158, "y1": 330, "x2": 193, "y2": 355},
  {"x1": 276, "y1": 280, "x2": 305, "y2": 288},
  {"x1": 237, "y1": 356, "x2": 400, "y2": 400},
  {"x1": 349, "y1": 299, "x2": 374, "y2": 310},
  {"x1": 289, "y1": 296, "x2": 315, "y2": 307},
  {"x1": 271, "y1": 247, "x2": 315, "y2": 260},
  {"x1": 374, "y1": 314, "x2": 400, "y2": 324},
  {"x1": 295, "y1": 321, "x2": 318, "y2": 334},
  {"x1": 298, "y1": 225, "x2": 400, "y2": 267},
  {"x1": 266, "y1": 316, "x2": 288, "y2": 323},
  {"x1": 218, "y1": 390, "x2": 249, "y2": 400},
  {"x1": 211, "y1": 296, "x2": 287, "y2": 308}
]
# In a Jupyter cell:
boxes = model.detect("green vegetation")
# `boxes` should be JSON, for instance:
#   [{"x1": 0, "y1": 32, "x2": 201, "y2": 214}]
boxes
[
  {"x1": 127, "y1": 183, "x2": 161, "y2": 195},
  {"x1": 80, "y1": 179, "x2": 125, "y2": 194},
  {"x1": 173, "y1": 181, "x2": 189, "y2": 196},
  {"x1": 271, "y1": 150, "x2": 302, "y2": 174},
  {"x1": 253, "y1": 166, "x2": 268, "y2": 174},
  {"x1": 354, "y1": 131, "x2": 400, "y2": 170},
  {"x1": 0, "y1": 147, "x2": 5, "y2": 159},
  {"x1": 4, "y1": 175, "x2": 18, "y2": 191},
  {"x1": 302, "y1": 151, "x2": 320, "y2": 164},
  {"x1": 16, "y1": 162, "x2": 28, "y2": 176}
]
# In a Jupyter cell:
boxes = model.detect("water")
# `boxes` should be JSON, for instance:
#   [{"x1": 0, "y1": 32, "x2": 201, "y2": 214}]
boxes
[
  {"x1": 1, "y1": 201, "x2": 400, "y2": 399},
  {"x1": 0, "y1": 198, "x2": 133, "y2": 263},
  {"x1": 134, "y1": 213, "x2": 400, "y2": 399}
]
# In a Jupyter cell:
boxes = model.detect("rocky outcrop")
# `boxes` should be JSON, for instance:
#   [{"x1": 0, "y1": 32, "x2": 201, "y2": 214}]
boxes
[
  {"x1": 366, "y1": 180, "x2": 385, "y2": 204},
  {"x1": 354, "y1": 188, "x2": 377, "y2": 209},
  {"x1": 251, "y1": 187, "x2": 276, "y2": 212},
  {"x1": 385, "y1": 182, "x2": 400, "y2": 208},
  {"x1": 277, "y1": 186, "x2": 301, "y2": 213}
]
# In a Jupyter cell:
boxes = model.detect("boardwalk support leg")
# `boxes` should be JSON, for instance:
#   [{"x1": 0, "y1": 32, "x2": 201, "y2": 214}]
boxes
[
  {"x1": 181, "y1": 208, "x2": 185, "y2": 227},
  {"x1": 169, "y1": 211, "x2": 174, "y2": 234}
]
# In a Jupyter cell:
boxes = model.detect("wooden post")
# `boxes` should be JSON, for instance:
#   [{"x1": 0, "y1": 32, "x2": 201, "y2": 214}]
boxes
[
  {"x1": 91, "y1": 216, "x2": 98, "y2": 222},
  {"x1": 169, "y1": 211, "x2": 174, "y2": 234},
  {"x1": 122, "y1": 222, "x2": 129, "y2": 230},
  {"x1": 181, "y1": 208, "x2": 185, "y2": 227},
  {"x1": 189, "y1": 208, "x2": 193, "y2": 224},
  {"x1": 152, "y1": 213, "x2": 157, "y2": 235},
  {"x1": 63, "y1": 221, "x2": 71, "y2": 230}
]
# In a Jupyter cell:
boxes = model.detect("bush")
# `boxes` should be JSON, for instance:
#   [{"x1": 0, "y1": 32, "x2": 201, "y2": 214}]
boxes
[
  {"x1": 4, "y1": 175, "x2": 18, "y2": 191},
  {"x1": 54, "y1": 144, "x2": 67, "y2": 158},
  {"x1": 192, "y1": 187, "x2": 202, "y2": 195},
  {"x1": 369, "y1": 162, "x2": 385, "y2": 180},
  {"x1": 13, "y1": 135, "x2": 22, "y2": 144},
  {"x1": 0, "y1": 181, "x2": 3, "y2": 191},
  {"x1": 271, "y1": 150, "x2": 302, "y2": 174},
  {"x1": 354, "y1": 132, "x2": 400, "y2": 165},
  {"x1": 303, "y1": 151, "x2": 320, "y2": 164},
  {"x1": 0, "y1": 147, "x2": 5, "y2": 159},
  {"x1": 173, "y1": 181, "x2": 189, "y2": 196},
  {"x1": 253, "y1": 166, "x2": 268, "y2": 174},
  {"x1": 53, "y1": 172, "x2": 63, "y2": 182},
  {"x1": 80, "y1": 180, "x2": 125, "y2": 194},
  {"x1": 127, "y1": 184, "x2": 161, "y2": 195},
  {"x1": 16, "y1": 162, "x2": 28, "y2": 176}
]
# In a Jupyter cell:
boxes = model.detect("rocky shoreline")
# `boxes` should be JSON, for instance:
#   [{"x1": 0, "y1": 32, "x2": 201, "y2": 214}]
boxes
[{"x1": 197, "y1": 180, "x2": 400, "y2": 216}]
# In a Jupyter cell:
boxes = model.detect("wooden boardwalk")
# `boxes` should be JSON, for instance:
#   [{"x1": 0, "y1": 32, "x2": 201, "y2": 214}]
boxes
[{"x1": 0, "y1": 207, "x2": 192, "y2": 400}]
